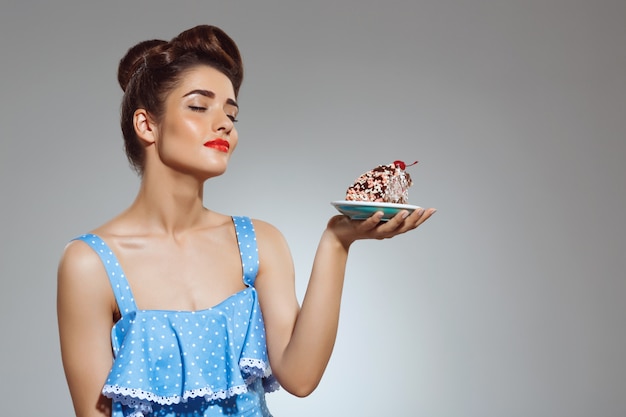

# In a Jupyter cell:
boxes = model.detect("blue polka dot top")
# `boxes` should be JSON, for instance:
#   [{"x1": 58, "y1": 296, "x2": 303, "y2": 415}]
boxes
[{"x1": 74, "y1": 216, "x2": 278, "y2": 417}]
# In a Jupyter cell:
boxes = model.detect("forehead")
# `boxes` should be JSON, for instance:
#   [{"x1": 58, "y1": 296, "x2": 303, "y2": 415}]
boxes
[{"x1": 175, "y1": 65, "x2": 235, "y2": 97}]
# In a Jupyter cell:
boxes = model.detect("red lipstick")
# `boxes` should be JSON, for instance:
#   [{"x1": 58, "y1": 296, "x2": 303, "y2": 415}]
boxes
[{"x1": 204, "y1": 138, "x2": 230, "y2": 153}]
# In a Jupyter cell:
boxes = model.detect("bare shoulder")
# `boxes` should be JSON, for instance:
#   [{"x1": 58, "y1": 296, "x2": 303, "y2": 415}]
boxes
[
  {"x1": 249, "y1": 218, "x2": 294, "y2": 274},
  {"x1": 250, "y1": 218, "x2": 281, "y2": 236},
  {"x1": 58, "y1": 239, "x2": 103, "y2": 278},
  {"x1": 57, "y1": 238, "x2": 113, "y2": 305},
  {"x1": 252, "y1": 219, "x2": 289, "y2": 255}
]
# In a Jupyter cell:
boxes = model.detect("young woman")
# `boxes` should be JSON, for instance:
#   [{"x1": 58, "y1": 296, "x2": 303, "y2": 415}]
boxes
[{"x1": 57, "y1": 24, "x2": 436, "y2": 417}]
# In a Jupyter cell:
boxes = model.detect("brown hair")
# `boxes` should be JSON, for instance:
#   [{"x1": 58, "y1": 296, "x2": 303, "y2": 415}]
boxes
[{"x1": 117, "y1": 25, "x2": 243, "y2": 174}]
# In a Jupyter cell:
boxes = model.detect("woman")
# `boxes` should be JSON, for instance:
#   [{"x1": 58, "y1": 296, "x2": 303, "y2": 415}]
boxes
[{"x1": 57, "y1": 24, "x2": 436, "y2": 417}]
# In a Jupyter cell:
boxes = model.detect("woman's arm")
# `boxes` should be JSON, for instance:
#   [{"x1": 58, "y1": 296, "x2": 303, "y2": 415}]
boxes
[
  {"x1": 255, "y1": 208, "x2": 436, "y2": 397},
  {"x1": 57, "y1": 241, "x2": 117, "y2": 417}
]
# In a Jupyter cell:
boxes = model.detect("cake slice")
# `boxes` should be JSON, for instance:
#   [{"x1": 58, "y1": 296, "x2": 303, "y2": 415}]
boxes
[{"x1": 345, "y1": 160, "x2": 417, "y2": 204}]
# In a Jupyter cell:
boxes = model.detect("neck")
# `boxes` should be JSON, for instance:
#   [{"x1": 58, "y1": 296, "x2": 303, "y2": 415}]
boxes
[{"x1": 128, "y1": 169, "x2": 207, "y2": 236}]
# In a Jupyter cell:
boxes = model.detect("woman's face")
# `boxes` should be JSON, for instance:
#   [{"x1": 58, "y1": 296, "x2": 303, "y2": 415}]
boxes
[{"x1": 153, "y1": 65, "x2": 239, "y2": 179}]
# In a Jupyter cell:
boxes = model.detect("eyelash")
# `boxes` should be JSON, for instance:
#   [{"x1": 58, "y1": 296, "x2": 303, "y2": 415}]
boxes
[{"x1": 188, "y1": 106, "x2": 238, "y2": 123}]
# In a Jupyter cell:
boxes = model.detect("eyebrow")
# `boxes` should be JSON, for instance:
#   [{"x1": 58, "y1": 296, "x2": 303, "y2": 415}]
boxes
[{"x1": 182, "y1": 89, "x2": 238, "y2": 108}]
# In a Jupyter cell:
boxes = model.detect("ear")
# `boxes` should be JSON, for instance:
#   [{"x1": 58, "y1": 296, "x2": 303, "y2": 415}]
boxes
[{"x1": 133, "y1": 109, "x2": 157, "y2": 145}]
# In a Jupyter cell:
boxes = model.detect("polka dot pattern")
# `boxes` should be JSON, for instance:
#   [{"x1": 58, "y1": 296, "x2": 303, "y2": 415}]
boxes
[{"x1": 74, "y1": 216, "x2": 277, "y2": 416}]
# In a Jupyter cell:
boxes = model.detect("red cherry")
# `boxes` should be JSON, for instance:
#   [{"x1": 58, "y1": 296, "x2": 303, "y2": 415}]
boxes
[{"x1": 393, "y1": 160, "x2": 418, "y2": 170}]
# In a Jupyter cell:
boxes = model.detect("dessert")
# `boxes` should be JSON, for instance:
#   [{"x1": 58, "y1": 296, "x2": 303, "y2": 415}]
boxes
[{"x1": 345, "y1": 160, "x2": 417, "y2": 204}]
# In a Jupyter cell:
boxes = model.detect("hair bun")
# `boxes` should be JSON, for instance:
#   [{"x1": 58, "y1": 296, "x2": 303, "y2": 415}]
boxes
[
  {"x1": 173, "y1": 25, "x2": 243, "y2": 94},
  {"x1": 118, "y1": 39, "x2": 167, "y2": 91}
]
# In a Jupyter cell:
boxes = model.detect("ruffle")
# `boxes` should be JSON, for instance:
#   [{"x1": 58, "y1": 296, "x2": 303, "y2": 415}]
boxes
[
  {"x1": 102, "y1": 357, "x2": 276, "y2": 406},
  {"x1": 240, "y1": 358, "x2": 280, "y2": 393},
  {"x1": 103, "y1": 288, "x2": 279, "y2": 413},
  {"x1": 103, "y1": 380, "x2": 249, "y2": 405},
  {"x1": 107, "y1": 379, "x2": 275, "y2": 417}
]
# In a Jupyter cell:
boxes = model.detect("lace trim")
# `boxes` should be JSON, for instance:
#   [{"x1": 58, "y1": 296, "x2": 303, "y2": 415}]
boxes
[
  {"x1": 103, "y1": 383, "x2": 249, "y2": 407},
  {"x1": 239, "y1": 358, "x2": 280, "y2": 393},
  {"x1": 103, "y1": 357, "x2": 278, "y2": 410},
  {"x1": 240, "y1": 357, "x2": 270, "y2": 377}
]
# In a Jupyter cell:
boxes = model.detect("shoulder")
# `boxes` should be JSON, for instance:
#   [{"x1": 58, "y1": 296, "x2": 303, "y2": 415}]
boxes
[
  {"x1": 59, "y1": 238, "x2": 102, "y2": 274},
  {"x1": 57, "y1": 237, "x2": 113, "y2": 301},
  {"x1": 248, "y1": 218, "x2": 294, "y2": 269},
  {"x1": 249, "y1": 218, "x2": 288, "y2": 245}
]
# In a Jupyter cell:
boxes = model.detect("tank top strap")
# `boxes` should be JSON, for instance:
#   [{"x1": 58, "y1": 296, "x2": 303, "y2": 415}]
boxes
[
  {"x1": 73, "y1": 233, "x2": 138, "y2": 315},
  {"x1": 232, "y1": 216, "x2": 259, "y2": 287}
]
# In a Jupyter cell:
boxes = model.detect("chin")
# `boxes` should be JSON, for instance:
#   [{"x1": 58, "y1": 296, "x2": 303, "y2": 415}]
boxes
[{"x1": 200, "y1": 165, "x2": 229, "y2": 180}]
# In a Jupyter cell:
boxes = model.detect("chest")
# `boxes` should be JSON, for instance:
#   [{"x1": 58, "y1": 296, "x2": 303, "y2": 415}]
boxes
[{"x1": 112, "y1": 235, "x2": 246, "y2": 311}]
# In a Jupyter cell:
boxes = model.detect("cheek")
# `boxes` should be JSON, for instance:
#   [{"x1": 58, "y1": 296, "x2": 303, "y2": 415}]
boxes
[
  {"x1": 175, "y1": 117, "x2": 203, "y2": 137},
  {"x1": 159, "y1": 118, "x2": 201, "y2": 148},
  {"x1": 156, "y1": 120, "x2": 198, "y2": 160}
]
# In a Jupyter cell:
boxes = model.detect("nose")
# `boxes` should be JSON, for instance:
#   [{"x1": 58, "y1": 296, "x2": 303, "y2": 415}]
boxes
[{"x1": 214, "y1": 110, "x2": 234, "y2": 134}]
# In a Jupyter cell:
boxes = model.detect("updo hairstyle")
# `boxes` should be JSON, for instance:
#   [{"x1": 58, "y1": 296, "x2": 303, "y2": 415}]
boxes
[{"x1": 117, "y1": 25, "x2": 243, "y2": 174}]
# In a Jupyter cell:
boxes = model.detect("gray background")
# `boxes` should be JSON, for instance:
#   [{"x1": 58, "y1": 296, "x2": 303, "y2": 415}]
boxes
[{"x1": 1, "y1": 1, "x2": 625, "y2": 416}]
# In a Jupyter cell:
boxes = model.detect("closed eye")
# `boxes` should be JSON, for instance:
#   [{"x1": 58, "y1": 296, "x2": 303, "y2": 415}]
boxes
[{"x1": 188, "y1": 106, "x2": 207, "y2": 112}]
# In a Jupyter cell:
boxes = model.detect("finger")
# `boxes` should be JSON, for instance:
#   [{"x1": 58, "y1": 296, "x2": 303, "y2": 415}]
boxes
[
  {"x1": 359, "y1": 211, "x2": 385, "y2": 231},
  {"x1": 413, "y1": 208, "x2": 437, "y2": 228},
  {"x1": 397, "y1": 208, "x2": 424, "y2": 227},
  {"x1": 373, "y1": 210, "x2": 410, "y2": 235},
  {"x1": 387, "y1": 209, "x2": 411, "y2": 229},
  {"x1": 382, "y1": 207, "x2": 433, "y2": 236}
]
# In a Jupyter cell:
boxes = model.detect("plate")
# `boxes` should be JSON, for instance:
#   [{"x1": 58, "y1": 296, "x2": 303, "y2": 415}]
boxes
[{"x1": 331, "y1": 200, "x2": 421, "y2": 221}]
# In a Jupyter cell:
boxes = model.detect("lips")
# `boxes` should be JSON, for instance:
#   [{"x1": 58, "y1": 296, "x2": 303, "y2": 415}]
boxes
[{"x1": 204, "y1": 138, "x2": 230, "y2": 153}]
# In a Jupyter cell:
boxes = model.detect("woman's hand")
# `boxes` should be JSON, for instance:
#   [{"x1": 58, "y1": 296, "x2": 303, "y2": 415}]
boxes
[{"x1": 326, "y1": 207, "x2": 437, "y2": 250}]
